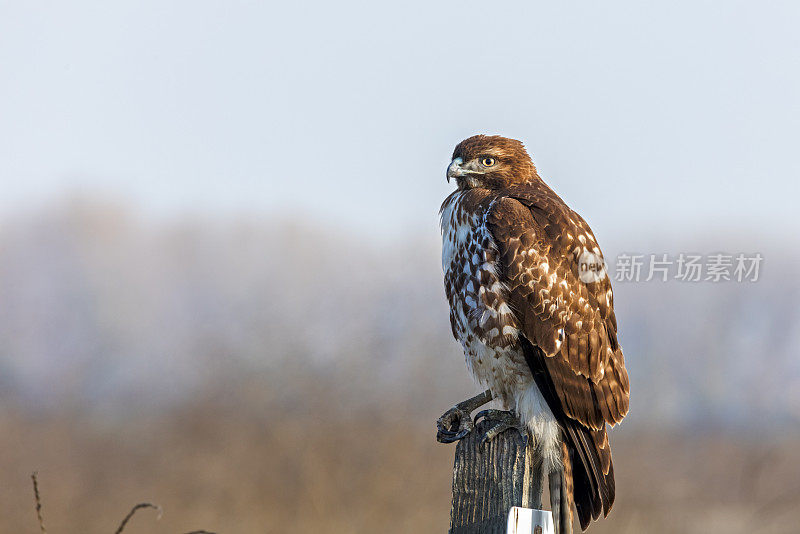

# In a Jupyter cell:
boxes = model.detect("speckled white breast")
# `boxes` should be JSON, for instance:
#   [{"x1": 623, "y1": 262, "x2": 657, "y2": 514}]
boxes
[
  {"x1": 441, "y1": 190, "x2": 562, "y2": 470},
  {"x1": 441, "y1": 192, "x2": 527, "y2": 400}
]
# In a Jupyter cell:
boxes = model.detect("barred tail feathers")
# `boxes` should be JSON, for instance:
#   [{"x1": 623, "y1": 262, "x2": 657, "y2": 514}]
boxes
[{"x1": 549, "y1": 439, "x2": 574, "y2": 534}]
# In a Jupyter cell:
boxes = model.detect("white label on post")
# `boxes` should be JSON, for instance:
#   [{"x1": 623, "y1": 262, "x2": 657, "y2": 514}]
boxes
[{"x1": 506, "y1": 506, "x2": 554, "y2": 534}]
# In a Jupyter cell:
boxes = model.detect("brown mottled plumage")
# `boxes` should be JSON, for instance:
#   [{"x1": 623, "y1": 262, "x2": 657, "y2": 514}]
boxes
[{"x1": 441, "y1": 135, "x2": 630, "y2": 532}]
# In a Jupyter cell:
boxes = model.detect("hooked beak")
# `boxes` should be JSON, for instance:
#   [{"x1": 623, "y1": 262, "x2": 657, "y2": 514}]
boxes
[{"x1": 446, "y1": 157, "x2": 465, "y2": 183}]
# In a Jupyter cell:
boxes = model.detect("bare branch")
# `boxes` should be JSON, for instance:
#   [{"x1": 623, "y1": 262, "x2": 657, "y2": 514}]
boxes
[
  {"x1": 113, "y1": 502, "x2": 162, "y2": 534},
  {"x1": 31, "y1": 472, "x2": 47, "y2": 534},
  {"x1": 30, "y1": 471, "x2": 214, "y2": 534}
]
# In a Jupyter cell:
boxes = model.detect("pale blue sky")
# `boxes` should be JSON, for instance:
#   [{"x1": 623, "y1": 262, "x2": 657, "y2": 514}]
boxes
[{"x1": 2, "y1": 1, "x2": 798, "y2": 241}]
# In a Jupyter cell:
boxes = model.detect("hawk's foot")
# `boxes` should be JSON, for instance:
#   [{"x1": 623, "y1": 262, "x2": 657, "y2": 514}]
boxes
[
  {"x1": 473, "y1": 409, "x2": 528, "y2": 447},
  {"x1": 436, "y1": 405, "x2": 474, "y2": 443},
  {"x1": 436, "y1": 390, "x2": 493, "y2": 443}
]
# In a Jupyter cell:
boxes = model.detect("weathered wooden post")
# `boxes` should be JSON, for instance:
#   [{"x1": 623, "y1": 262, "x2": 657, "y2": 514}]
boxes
[{"x1": 440, "y1": 415, "x2": 546, "y2": 534}]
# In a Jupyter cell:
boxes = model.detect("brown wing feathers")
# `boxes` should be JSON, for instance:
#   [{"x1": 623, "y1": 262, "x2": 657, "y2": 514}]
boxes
[
  {"x1": 486, "y1": 185, "x2": 630, "y2": 531},
  {"x1": 485, "y1": 192, "x2": 630, "y2": 429}
]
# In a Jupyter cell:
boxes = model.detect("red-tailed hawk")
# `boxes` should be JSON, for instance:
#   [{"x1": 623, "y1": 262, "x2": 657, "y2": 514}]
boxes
[{"x1": 437, "y1": 135, "x2": 630, "y2": 533}]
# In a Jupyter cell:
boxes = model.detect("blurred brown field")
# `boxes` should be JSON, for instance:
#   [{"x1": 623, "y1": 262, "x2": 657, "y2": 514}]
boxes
[
  {"x1": 2, "y1": 202, "x2": 800, "y2": 534},
  {"x1": 3, "y1": 395, "x2": 800, "y2": 534}
]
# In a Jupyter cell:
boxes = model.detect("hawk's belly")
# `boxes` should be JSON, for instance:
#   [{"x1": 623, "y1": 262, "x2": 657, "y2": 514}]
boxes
[{"x1": 441, "y1": 191, "x2": 561, "y2": 469}]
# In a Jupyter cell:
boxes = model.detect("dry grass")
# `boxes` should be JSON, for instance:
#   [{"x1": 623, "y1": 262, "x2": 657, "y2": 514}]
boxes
[
  {"x1": 2, "y1": 401, "x2": 799, "y2": 534},
  {"x1": 28, "y1": 472, "x2": 214, "y2": 534}
]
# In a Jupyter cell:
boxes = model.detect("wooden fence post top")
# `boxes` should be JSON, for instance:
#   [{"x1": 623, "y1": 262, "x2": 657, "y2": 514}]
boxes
[{"x1": 442, "y1": 416, "x2": 545, "y2": 534}]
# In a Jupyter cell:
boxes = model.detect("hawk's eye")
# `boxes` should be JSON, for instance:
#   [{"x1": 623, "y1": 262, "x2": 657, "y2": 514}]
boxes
[{"x1": 481, "y1": 157, "x2": 496, "y2": 167}]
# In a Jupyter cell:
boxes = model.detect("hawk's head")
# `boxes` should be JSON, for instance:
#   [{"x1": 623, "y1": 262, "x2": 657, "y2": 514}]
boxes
[{"x1": 447, "y1": 135, "x2": 538, "y2": 190}]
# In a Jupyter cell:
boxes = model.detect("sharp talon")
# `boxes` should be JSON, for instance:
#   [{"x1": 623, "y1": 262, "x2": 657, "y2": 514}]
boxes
[
  {"x1": 479, "y1": 430, "x2": 502, "y2": 446},
  {"x1": 473, "y1": 409, "x2": 526, "y2": 446},
  {"x1": 436, "y1": 405, "x2": 475, "y2": 444},
  {"x1": 453, "y1": 428, "x2": 471, "y2": 441},
  {"x1": 474, "y1": 409, "x2": 504, "y2": 425},
  {"x1": 436, "y1": 391, "x2": 493, "y2": 444}
]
